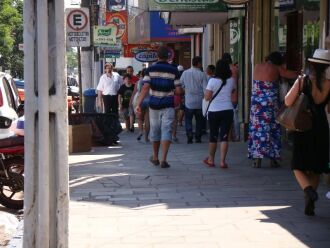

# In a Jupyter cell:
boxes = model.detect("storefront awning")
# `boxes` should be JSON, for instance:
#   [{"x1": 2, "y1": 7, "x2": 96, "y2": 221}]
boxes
[{"x1": 169, "y1": 12, "x2": 228, "y2": 26}]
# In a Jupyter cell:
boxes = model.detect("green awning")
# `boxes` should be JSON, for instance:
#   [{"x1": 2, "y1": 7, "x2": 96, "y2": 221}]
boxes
[{"x1": 148, "y1": 0, "x2": 228, "y2": 12}]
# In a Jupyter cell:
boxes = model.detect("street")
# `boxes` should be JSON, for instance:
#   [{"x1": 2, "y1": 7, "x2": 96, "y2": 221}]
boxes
[{"x1": 68, "y1": 126, "x2": 330, "y2": 248}]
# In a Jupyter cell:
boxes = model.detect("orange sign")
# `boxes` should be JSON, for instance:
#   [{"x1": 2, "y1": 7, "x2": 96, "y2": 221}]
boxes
[
  {"x1": 124, "y1": 44, "x2": 160, "y2": 58},
  {"x1": 106, "y1": 11, "x2": 128, "y2": 44}
]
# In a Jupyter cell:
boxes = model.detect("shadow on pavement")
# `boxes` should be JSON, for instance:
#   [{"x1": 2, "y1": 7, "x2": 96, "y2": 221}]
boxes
[{"x1": 69, "y1": 131, "x2": 330, "y2": 247}]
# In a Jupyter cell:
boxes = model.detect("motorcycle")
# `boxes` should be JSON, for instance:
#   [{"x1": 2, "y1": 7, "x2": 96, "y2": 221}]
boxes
[
  {"x1": 68, "y1": 85, "x2": 80, "y2": 114},
  {"x1": 0, "y1": 118, "x2": 24, "y2": 210}
]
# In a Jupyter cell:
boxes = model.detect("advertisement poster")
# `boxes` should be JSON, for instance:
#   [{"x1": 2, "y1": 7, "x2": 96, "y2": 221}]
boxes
[
  {"x1": 123, "y1": 44, "x2": 159, "y2": 58},
  {"x1": 93, "y1": 25, "x2": 117, "y2": 46},
  {"x1": 106, "y1": 11, "x2": 128, "y2": 44}
]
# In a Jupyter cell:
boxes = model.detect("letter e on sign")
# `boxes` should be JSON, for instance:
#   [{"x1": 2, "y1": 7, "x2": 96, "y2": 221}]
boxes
[
  {"x1": 66, "y1": 8, "x2": 90, "y2": 47},
  {"x1": 67, "y1": 9, "x2": 88, "y2": 31}
]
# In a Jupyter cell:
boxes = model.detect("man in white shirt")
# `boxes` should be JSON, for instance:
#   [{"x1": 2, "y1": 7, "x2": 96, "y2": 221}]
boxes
[{"x1": 97, "y1": 63, "x2": 123, "y2": 115}]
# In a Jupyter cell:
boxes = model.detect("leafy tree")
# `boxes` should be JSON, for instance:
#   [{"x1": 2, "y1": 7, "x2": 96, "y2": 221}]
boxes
[
  {"x1": 67, "y1": 48, "x2": 78, "y2": 75},
  {"x1": 0, "y1": 0, "x2": 23, "y2": 78}
]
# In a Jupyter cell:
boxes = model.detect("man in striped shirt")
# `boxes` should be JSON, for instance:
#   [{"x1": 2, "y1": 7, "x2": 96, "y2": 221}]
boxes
[{"x1": 136, "y1": 46, "x2": 183, "y2": 168}]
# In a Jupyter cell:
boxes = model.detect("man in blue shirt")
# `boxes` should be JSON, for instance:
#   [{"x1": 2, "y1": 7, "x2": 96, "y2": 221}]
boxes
[{"x1": 136, "y1": 47, "x2": 183, "y2": 168}]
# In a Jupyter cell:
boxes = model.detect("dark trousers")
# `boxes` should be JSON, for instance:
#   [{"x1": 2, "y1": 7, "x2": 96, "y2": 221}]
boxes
[
  {"x1": 103, "y1": 95, "x2": 118, "y2": 115},
  {"x1": 185, "y1": 107, "x2": 203, "y2": 139},
  {"x1": 208, "y1": 110, "x2": 233, "y2": 142}
]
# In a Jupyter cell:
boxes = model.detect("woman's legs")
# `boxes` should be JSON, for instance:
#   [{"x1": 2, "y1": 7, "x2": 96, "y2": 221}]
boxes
[
  {"x1": 294, "y1": 170, "x2": 320, "y2": 190},
  {"x1": 125, "y1": 117, "x2": 130, "y2": 132},
  {"x1": 220, "y1": 141, "x2": 229, "y2": 166},
  {"x1": 294, "y1": 170, "x2": 319, "y2": 216},
  {"x1": 218, "y1": 110, "x2": 233, "y2": 167},
  {"x1": 208, "y1": 142, "x2": 217, "y2": 164},
  {"x1": 129, "y1": 114, "x2": 134, "y2": 131},
  {"x1": 178, "y1": 109, "x2": 184, "y2": 126}
]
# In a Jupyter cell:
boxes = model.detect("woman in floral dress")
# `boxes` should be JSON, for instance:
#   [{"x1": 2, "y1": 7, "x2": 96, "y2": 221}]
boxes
[{"x1": 248, "y1": 52, "x2": 298, "y2": 168}]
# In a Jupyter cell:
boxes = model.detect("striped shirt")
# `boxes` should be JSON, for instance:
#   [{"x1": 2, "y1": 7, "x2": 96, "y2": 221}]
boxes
[{"x1": 143, "y1": 61, "x2": 181, "y2": 110}]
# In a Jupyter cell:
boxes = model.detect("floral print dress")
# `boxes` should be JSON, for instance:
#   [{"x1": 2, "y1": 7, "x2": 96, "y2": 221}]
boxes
[{"x1": 248, "y1": 80, "x2": 281, "y2": 159}]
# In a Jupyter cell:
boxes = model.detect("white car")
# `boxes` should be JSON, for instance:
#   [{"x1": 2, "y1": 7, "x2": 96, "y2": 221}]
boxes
[{"x1": 0, "y1": 72, "x2": 19, "y2": 139}]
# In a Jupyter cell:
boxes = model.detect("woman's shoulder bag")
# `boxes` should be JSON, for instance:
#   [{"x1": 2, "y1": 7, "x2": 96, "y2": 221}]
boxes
[{"x1": 276, "y1": 76, "x2": 312, "y2": 132}]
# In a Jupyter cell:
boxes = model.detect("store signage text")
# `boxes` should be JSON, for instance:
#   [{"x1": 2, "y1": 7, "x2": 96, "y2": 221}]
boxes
[{"x1": 135, "y1": 51, "x2": 158, "y2": 62}]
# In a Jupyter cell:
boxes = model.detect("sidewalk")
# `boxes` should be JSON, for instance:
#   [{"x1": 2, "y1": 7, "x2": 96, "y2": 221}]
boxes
[{"x1": 69, "y1": 126, "x2": 330, "y2": 248}]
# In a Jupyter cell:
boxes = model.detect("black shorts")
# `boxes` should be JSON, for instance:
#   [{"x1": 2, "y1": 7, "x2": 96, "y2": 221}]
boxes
[{"x1": 208, "y1": 110, "x2": 233, "y2": 142}]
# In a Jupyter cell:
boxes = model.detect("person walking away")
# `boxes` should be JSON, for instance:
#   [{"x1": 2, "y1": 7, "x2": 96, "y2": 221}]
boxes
[
  {"x1": 203, "y1": 59, "x2": 237, "y2": 169},
  {"x1": 172, "y1": 65, "x2": 185, "y2": 142},
  {"x1": 118, "y1": 74, "x2": 135, "y2": 132},
  {"x1": 97, "y1": 63, "x2": 123, "y2": 115},
  {"x1": 202, "y1": 64, "x2": 216, "y2": 133},
  {"x1": 136, "y1": 46, "x2": 183, "y2": 168},
  {"x1": 248, "y1": 51, "x2": 298, "y2": 168},
  {"x1": 126, "y1": 66, "x2": 139, "y2": 130},
  {"x1": 285, "y1": 49, "x2": 330, "y2": 216},
  {"x1": 131, "y1": 69, "x2": 150, "y2": 142},
  {"x1": 177, "y1": 65, "x2": 185, "y2": 127},
  {"x1": 180, "y1": 56, "x2": 208, "y2": 143},
  {"x1": 222, "y1": 53, "x2": 239, "y2": 141}
]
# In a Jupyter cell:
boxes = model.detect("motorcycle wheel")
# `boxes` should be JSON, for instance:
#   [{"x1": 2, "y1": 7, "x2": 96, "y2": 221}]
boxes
[
  {"x1": 0, "y1": 172, "x2": 24, "y2": 210},
  {"x1": 5, "y1": 157, "x2": 24, "y2": 175}
]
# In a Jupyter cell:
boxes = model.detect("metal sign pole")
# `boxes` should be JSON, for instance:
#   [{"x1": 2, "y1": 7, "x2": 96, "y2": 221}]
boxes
[{"x1": 78, "y1": 46, "x2": 83, "y2": 113}]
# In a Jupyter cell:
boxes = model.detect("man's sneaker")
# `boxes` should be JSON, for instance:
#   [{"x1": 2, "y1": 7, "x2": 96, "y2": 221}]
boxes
[{"x1": 160, "y1": 161, "x2": 170, "y2": 168}]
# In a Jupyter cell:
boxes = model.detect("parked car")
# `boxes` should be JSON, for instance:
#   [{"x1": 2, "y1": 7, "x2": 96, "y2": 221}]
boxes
[{"x1": 0, "y1": 73, "x2": 20, "y2": 139}]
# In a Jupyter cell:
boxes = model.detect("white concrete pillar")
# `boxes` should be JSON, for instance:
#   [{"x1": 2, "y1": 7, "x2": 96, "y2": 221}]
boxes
[
  {"x1": 81, "y1": 49, "x2": 93, "y2": 92},
  {"x1": 23, "y1": 0, "x2": 69, "y2": 247}
]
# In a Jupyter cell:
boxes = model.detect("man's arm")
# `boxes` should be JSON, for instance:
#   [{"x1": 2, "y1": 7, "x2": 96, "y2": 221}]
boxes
[
  {"x1": 135, "y1": 83, "x2": 150, "y2": 114},
  {"x1": 97, "y1": 90, "x2": 103, "y2": 107},
  {"x1": 129, "y1": 83, "x2": 138, "y2": 106}
]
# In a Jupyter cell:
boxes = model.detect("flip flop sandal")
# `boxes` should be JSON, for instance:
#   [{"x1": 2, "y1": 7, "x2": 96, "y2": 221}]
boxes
[
  {"x1": 220, "y1": 163, "x2": 228, "y2": 169},
  {"x1": 203, "y1": 157, "x2": 215, "y2": 167}
]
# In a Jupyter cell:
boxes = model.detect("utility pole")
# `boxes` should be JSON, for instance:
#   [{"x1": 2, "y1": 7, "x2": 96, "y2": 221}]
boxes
[
  {"x1": 23, "y1": 0, "x2": 68, "y2": 247},
  {"x1": 81, "y1": 0, "x2": 94, "y2": 93}
]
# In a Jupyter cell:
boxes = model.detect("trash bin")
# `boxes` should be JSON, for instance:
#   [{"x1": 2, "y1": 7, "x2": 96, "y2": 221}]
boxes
[{"x1": 83, "y1": 88, "x2": 97, "y2": 113}]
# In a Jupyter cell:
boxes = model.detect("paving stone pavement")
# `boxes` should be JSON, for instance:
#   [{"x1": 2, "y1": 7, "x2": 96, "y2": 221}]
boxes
[{"x1": 69, "y1": 126, "x2": 330, "y2": 248}]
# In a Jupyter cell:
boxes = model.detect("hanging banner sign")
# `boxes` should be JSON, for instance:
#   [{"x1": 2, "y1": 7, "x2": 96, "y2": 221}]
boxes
[
  {"x1": 229, "y1": 17, "x2": 242, "y2": 64},
  {"x1": 148, "y1": 0, "x2": 227, "y2": 12},
  {"x1": 93, "y1": 25, "x2": 117, "y2": 46},
  {"x1": 135, "y1": 50, "x2": 158, "y2": 62},
  {"x1": 106, "y1": 11, "x2": 128, "y2": 44},
  {"x1": 66, "y1": 8, "x2": 90, "y2": 47},
  {"x1": 104, "y1": 42, "x2": 122, "y2": 58},
  {"x1": 123, "y1": 44, "x2": 159, "y2": 57}
]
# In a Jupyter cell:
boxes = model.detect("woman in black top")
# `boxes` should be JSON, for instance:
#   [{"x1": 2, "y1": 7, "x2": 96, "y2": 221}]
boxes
[{"x1": 285, "y1": 49, "x2": 330, "y2": 216}]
